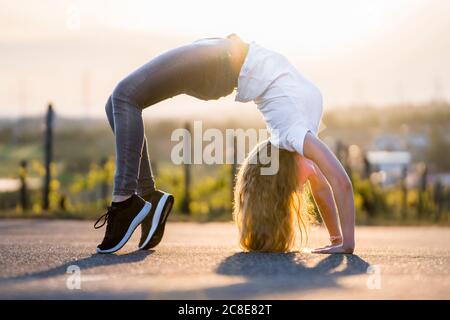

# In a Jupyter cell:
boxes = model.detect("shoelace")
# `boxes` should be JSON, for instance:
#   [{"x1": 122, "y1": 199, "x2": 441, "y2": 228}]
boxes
[{"x1": 94, "y1": 206, "x2": 116, "y2": 229}]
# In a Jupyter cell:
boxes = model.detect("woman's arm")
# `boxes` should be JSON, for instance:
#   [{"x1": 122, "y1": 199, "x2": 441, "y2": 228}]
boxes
[
  {"x1": 306, "y1": 162, "x2": 343, "y2": 246},
  {"x1": 303, "y1": 132, "x2": 355, "y2": 253}
]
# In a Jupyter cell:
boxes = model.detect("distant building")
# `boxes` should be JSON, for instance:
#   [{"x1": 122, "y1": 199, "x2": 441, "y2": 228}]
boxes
[
  {"x1": 371, "y1": 132, "x2": 428, "y2": 153},
  {"x1": 371, "y1": 134, "x2": 405, "y2": 151},
  {"x1": 366, "y1": 151, "x2": 411, "y2": 186},
  {"x1": 406, "y1": 133, "x2": 428, "y2": 149}
]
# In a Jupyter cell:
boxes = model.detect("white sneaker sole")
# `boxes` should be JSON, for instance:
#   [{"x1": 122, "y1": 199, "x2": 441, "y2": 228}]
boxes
[
  {"x1": 96, "y1": 201, "x2": 152, "y2": 254},
  {"x1": 138, "y1": 193, "x2": 170, "y2": 250}
]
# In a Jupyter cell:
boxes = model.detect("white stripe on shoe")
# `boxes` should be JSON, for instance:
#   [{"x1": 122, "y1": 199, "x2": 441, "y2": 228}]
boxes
[
  {"x1": 138, "y1": 193, "x2": 170, "y2": 250},
  {"x1": 96, "y1": 201, "x2": 152, "y2": 254}
]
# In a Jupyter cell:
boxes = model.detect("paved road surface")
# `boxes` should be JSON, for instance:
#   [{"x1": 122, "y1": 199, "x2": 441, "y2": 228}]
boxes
[{"x1": 0, "y1": 219, "x2": 449, "y2": 299}]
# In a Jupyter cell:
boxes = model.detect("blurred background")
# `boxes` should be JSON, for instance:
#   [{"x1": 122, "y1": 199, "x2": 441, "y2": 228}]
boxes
[{"x1": 0, "y1": 0, "x2": 449, "y2": 223}]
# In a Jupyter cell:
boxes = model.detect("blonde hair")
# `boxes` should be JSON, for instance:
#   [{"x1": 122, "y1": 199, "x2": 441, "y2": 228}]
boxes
[{"x1": 233, "y1": 140, "x2": 315, "y2": 252}]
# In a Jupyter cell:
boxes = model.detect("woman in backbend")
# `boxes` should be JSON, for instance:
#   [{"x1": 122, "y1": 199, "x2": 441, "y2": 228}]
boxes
[{"x1": 94, "y1": 34, "x2": 355, "y2": 255}]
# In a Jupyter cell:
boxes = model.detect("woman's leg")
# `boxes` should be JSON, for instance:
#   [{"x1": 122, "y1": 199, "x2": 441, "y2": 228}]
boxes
[
  {"x1": 136, "y1": 136, "x2": 155, "y2": 196},
  {"x1": 107, "y1": 44, "x2": 200, "y2": 200},
  {"x1": 96, "y1": 39, "x2": 236, "y2": 253},
  {"x1": 105, "y1": 97, "x2": 155, "y2": 197},
  {"x1": 108, "y1": 85, "x2": 145, "y2": 200}
]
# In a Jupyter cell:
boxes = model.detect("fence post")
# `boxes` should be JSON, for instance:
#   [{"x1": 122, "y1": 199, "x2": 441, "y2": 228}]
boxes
[
  {"x1": 363, "y1": 152, "x2": 371, "y2": 179},
  {"x1": 417, "y1": 163, "x2": 428, "y2": 219},
  {"x1": 100, "y1": 157, "x2": 109, "y2": 208},
  {"x1": 43, "y1": 103, "x2": 54, "y2": 211},
  {"x1": 230, "y1": 134, "x2": 237, "y2": 206},
  {"x1": 59, "y1": 194, "x2": 67, "y2": 211},
  {"x1": 401, "y1": 165, "x2": 408, "y2": 220},
  {"x1": 19, "y1": 160, "x2": 29, "y2": 211},
  {"x1": 433, "y1": 179, "x2": 443, "y2": 222},
  {"x1": 181, "y1": 122, "x2": 191, "y2": 215}
]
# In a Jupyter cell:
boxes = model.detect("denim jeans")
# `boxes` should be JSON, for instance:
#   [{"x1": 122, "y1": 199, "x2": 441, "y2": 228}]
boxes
[{"x1": 105, "y1": 38, "x2": 237, "y2": 196}]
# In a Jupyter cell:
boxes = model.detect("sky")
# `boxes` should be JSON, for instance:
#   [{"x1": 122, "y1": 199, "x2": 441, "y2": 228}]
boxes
[{"x1": 0, "y1": 0, "x2": 449, "y2": 119}]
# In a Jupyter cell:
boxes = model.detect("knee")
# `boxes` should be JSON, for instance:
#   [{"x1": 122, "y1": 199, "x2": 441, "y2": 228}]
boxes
[
  {"x1": 112, "y1": 78, "x2": 135, "y2": 104},
  {"x1": 105, "y1": 96, "x2": 113, "y2": 115}
]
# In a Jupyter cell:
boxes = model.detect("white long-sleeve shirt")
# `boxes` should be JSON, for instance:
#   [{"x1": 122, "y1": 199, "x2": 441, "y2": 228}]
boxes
[{"x1": 235, "y1": 42, "x2": 323, "y2": 156}]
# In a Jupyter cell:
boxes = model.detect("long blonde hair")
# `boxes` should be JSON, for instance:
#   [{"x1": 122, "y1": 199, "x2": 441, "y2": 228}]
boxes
[{"x1": 233, "y1": 140, "x2": 315, "y2": 252}]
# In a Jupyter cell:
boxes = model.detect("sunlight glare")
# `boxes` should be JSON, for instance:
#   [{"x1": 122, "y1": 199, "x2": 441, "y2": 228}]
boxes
[{"x1": 86, "y1": 0, "x2": 427, "y2": 56}]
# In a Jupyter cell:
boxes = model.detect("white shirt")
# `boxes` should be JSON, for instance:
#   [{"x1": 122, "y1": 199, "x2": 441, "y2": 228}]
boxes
[{"x1": 235, "y1": 42, "x2": 323, "y2": 156}]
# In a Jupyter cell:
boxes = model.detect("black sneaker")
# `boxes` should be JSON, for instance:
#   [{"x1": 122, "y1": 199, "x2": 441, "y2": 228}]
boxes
[
  {"x1": 94, "y1": 194, "x2": 152, "y2": 254},
  {"x1": 138, "y1": 190, "x2": 174, "y2": 250}
]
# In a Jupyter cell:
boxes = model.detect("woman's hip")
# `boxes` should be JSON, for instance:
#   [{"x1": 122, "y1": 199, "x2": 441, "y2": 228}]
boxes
[{"x1": 113, "y1": 39, "x2": 237, "y2": 108}]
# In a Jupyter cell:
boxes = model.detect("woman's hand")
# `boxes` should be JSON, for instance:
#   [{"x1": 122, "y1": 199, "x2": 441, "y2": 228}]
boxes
[
  {"x1": 312, "y1": 243, "x2": 354, "y2": 254},
  {"x1": 303, "y1": 133, "x2": 356, "y2": 252}
]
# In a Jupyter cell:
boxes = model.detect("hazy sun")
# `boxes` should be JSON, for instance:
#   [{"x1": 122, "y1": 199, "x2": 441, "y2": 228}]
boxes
[{"x1": 88, "y1": 0, "x2": 427, "y2": 56}]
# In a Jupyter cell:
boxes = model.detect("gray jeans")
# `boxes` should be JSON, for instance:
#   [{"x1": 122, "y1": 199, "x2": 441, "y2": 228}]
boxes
[{"x1": 105, "y1": 38, "x2": 237, "y2": 196}]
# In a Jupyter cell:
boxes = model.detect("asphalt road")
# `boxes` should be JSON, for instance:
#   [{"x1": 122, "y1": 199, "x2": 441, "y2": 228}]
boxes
[{"x1": 0, "y1": 219, "x2": 449, "y2": 299}]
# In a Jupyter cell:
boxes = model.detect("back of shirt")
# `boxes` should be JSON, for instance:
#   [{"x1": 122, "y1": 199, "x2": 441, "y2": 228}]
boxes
[
  {"x1": 235, "y1": 43, "x2": 289, "y2": 102},
  {"x1": 235, "y1": 42, "x2": 321, "y2": 104},
  {"x1": 235, "y1": 42, "x2": 323, "y2": 156}
]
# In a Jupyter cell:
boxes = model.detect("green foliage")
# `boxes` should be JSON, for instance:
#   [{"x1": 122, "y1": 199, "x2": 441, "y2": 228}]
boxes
[
  {"x1": 189, "y1": 165, "x2": 233, "y2": 219},
  {"x1": 0, "y1": 102, "x2": 449, "y2": 223},
  {"x1": 3, "y1": 156, "x2": 447, "y2": 224},
  {"x1": 155, "y1": 165, "x2": 184, "y2": 213},
  {"x1": 353, "y1": 176, "x2": 388, "y2": 219}
]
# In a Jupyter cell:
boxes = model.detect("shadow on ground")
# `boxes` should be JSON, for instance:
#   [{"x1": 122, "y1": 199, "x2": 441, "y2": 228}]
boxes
[
  {"x1": 157, "y1": 252, "x2": 370, "y2": 299},
  {"x1": 1, "y1": 250, "x2": 369, "y2": 299},
  {"x1": 0, "y1": 250, "x2": 154, "y2": 283}
]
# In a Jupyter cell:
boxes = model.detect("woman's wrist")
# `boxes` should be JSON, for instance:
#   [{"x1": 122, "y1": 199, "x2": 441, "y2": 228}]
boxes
[
  {"x1": 329, "y1": 235, "x2": 343, "y2": 245},
  {"x1": 342, "y1": 230, "x2": 355, "y2": 248},
  {"x1": 342, "y1": 238, "x2": 355, "y2": 250}
]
